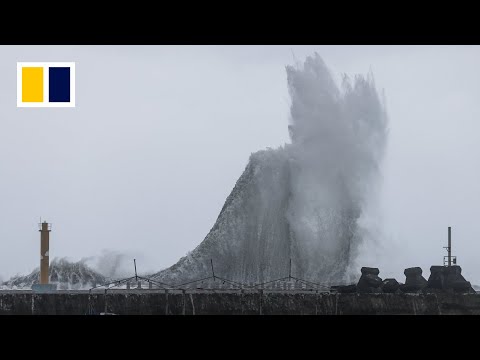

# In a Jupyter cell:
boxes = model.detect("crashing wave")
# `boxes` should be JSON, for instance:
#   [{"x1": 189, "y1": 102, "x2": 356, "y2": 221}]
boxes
[
  {"x1": 152, "y1": 54, "x2": 388, "y2": 286},
  {"x1": 2, "y1": 258, "x2": 106, "y2": 290}
]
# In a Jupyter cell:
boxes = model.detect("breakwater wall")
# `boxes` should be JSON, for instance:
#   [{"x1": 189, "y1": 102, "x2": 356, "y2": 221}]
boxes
[{"x1": 1, "y1": 290, "x2": 480, "y2": 315}]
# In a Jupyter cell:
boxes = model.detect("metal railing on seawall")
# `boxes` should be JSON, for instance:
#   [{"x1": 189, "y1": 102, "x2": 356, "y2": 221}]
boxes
[{"x1": 88, "y1": 258, "x2": 332, "y2": 292}]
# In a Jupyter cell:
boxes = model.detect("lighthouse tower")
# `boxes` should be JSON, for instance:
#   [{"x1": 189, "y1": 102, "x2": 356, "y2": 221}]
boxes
[{"x1": 32, "y1": 220, "x2": 57, "y2": 293}]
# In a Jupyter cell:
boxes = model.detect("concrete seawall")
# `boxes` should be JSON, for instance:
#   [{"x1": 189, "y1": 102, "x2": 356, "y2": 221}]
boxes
[{"x1": 1, "y1": 290, "x2": 480, "y2": 315}]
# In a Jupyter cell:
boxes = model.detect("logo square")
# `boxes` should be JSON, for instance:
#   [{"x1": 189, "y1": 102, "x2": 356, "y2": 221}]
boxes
[{"x1": 17, "y1": 62, "x2": 75, "y2": 107}]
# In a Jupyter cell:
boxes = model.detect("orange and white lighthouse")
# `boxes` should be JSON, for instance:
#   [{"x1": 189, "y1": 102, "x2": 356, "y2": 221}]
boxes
[{"x1": 39, "y1": 221, "x2": 51, "y2": 284}]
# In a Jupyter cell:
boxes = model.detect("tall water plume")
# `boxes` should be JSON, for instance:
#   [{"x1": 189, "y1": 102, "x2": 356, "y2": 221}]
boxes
[{"x1": 285, "y1": 53, "x2": 388, "y2": 283}]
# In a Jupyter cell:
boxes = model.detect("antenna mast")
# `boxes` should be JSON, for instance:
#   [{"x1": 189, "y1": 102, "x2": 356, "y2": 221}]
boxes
[{"x1": 443, "y1": 226, "x2": 457, "y2": 266}]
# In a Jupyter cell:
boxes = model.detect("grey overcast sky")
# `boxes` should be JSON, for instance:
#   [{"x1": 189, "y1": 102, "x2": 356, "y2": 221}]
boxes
[{"x1": 1, "y1": 45, "x2": 480, "y2": 283}]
